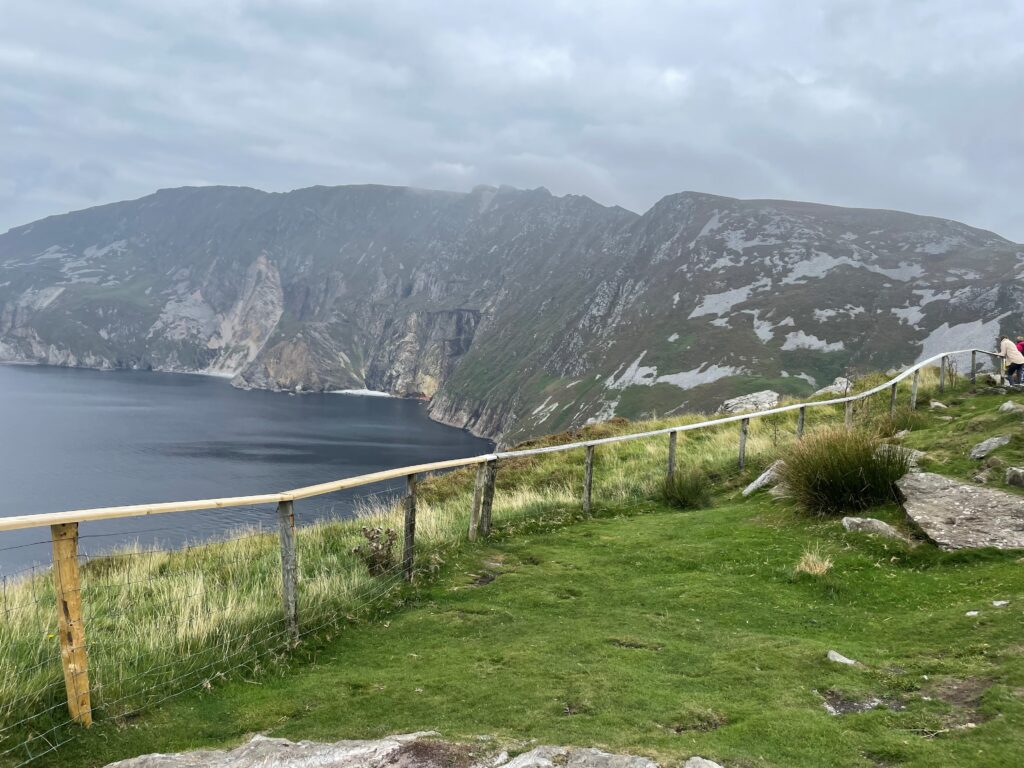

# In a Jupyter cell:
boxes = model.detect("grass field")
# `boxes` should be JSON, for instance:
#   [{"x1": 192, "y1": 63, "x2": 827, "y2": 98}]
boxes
[{"x1": 4, "y1": 367, "x2": 1024, "y2": 767}]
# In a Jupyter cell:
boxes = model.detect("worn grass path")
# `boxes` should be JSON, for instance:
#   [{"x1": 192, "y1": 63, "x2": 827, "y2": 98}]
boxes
[{"x1": 47, "y1": 493, "x2": 1024, "y2": 768}]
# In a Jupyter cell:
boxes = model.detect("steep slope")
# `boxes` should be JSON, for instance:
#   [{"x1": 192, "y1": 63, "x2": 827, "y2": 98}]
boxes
[{"x1": 1, "y1": 185, "x2": 1021, "y2": 443}]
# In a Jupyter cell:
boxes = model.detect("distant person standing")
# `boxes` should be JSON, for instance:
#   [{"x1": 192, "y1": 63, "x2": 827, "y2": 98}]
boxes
[{"x1": 999, "y1": 335, "x2": 1024, "y2": 385}]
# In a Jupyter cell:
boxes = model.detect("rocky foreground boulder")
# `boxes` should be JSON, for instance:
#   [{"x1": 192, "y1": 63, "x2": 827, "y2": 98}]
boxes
[
  {"x1": 897, "y1": 472, "x2": 1024, "y2": 549},
  {"x1": 104, "y1": 733, "x2": 722, "y2": 768}
]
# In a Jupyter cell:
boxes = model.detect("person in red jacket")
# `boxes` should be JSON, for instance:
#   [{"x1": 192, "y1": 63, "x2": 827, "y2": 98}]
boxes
[{"x1": 1017, "y1": 336, "x2": 1024, "y2": 355}]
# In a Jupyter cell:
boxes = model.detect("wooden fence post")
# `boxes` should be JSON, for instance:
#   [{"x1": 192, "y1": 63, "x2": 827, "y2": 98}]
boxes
[
  {"x1": 910, "y1": 370, "x2": 920, "y2": 410},
  {"x1": 666, "y1": 431, "x2": 677, "y2": 480},
  {"x1": 939, "y1": 356, "x2": 947, "y2": 393},
  {"x1": 844, "y1": 400, "x2": 853, "y2": 429},
  {"x1": 971, "y1": 350, "x2": 977, "y2": 385},
  {"x1": 796, "y1": 406, "x2": 805, "y2": 439},
  {"x1": 468, "y1": 463, "x2": 486, "y2": 541},
  {"x1": 402, "y1": 474, "x2": 417, "y2": 582},
  {"x1": 582, "y1": 445, "x2": 595, "y2": 515},
  {"x1": 276, "y1": 501, "x2": 299, "y2": 646},
  {"x1": 738, "y1": 418, "x2": 749, "y2": 470},
  {"x1": 479, "y1": 460, "x2": 497, "y2": 537},
  {"x1": 889, "y1": 383, "x2": 898, "y2": 417},
  {"x1": 50, "y1": 523, "x2": 92, "y2": 727}
]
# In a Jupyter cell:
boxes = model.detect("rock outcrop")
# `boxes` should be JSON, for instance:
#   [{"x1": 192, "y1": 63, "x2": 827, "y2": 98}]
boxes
[
  {"x1": 104, "y1": 733, "x2": 668, "y2": 768},
  {"x1": 897, "y1": 472, "x2": 1024, "y2": 549},
  {"x1": 969, "y1": 436, "x2": 1012, "y2": 460},
  {"x1": 841, "y1": 517, "x2": 909, "y2": 542}
]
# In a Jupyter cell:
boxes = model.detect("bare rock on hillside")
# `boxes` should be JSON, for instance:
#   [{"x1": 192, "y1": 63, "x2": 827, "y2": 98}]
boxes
[
  {"x1": 683, "y1": 759, "x2": 724, "y2": 768},
  {"x1": 969, "y1": 435, "x2": 1011, "y2": 460},
  {"x1": 814, "y1": 377, "x2": 852, "y2": 397},
  {"x1": 718, "y1": 390, "x2": 779, "y2": 414},
  {"x1": 1006, "y1": 467, "x2": 1024, "y2": 488},
  {"x1": 742, "y1": 460, "x2": 785, "y2": 496},
  {"x1": 841, "y1": 517, "x2": 909, "y2": 542},
  {"x1": 827, "y1": 650, "x2": 861, "y2": 666},
  {"x1": 504, "y1": 747, "x2": 658, "y2": 768},
  {"x1": 897, "y1": 472, "x2": 1024, "y2": 550},
  {"x1": 997, "y1": 400, "x2": 1024, "y2": 413},
  {"x1": 104, "y1": 734, "x2": 662, "y2": 768}
]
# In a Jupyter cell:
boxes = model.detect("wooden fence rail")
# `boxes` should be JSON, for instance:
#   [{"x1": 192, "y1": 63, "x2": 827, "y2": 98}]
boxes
[{"x1": 1, "y1": 347, "x2": 1006, "y2": 727}]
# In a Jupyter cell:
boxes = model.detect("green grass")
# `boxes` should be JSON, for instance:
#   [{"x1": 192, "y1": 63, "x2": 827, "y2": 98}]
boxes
[
  {"x1": 3, "y1": 373, "x2": 1023, "y2": 767},
  {"x1": 25, "y1": 499, "x2": 1024, "y2": 768}
]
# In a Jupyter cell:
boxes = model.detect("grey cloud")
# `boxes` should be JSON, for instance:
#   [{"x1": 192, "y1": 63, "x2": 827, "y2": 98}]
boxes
[{"x1": 1, "y1": 0, "x2": 1022, "y2": 239}]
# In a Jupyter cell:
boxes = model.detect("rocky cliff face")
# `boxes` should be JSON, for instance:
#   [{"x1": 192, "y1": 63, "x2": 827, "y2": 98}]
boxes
[{"x1": 1, "y1": 185, "x2": 1021, "y2": 444}]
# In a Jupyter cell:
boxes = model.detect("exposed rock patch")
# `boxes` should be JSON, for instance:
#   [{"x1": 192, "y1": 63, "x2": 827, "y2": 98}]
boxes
[
  {"x1": 841, "y1": 517, "x2": 909, "y2": 542},
  {"x1": 997, "y1": 400, "x2": 1024, "y2": 414},
  {"x1": 718, "y1": 390, "x2": 779, "y2": 414},
  {"x1": 821, "y1": 690, "x2": 904, "y2": 716},
  {"x1": 813, "y1": 377, "x2": 852, "y2": 396},
  {"x1": 742, "y1": 460, "x2": 784, "y2": 496},
  {"x1": 105, "y1": 734, "x2": 663, "y2": 768},
  {"x1": 969, "y1": 435, "x2": 1011, "y2": 460},
  {"x1": 1006, "y1": 467, "x2": 1024, "y2": 488},
  {"x1": 897, "y1": 472, "x2": 1024, "y2": 549}
]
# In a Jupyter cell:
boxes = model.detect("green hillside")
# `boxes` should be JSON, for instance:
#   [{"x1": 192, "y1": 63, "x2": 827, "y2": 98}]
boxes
[{"x1": 5, "y1": 370, "x2": 1024, "y2": 768}]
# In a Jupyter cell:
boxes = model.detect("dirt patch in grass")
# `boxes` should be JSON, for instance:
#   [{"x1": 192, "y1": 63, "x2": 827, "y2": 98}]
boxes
[
  {"x1": 925, "y1": 676, "x2": 991, "y2": 726},
  {"x1": 609, "y1": 637, "x2": 664, "y2": 651},
  {"x1": 393, "y1": 739, "x2": 481, "y2": 768},
  {"x1": 821, "y1": 689, "x2": 905, "y2": 716}
]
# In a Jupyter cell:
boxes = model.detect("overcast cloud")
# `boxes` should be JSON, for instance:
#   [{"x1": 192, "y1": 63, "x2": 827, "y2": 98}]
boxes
[{"x1": 1, "y1": 0, "x2": 1022, "y2": 239}]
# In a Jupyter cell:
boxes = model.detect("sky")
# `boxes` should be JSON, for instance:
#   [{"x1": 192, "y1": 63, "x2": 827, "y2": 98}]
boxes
[{"x1": 2, "y1": 0, "x2": 1023, "y2": 240}]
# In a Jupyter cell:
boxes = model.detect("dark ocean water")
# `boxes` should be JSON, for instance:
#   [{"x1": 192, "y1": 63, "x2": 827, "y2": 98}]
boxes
[{"x1": 0, "y1": 365, "x2": 491, "y2": 577}]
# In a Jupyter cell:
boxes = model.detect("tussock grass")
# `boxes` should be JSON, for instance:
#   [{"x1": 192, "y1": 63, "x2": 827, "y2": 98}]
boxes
[
  {"x1": 794, "y1": 545, "x2": 834, "y2": 576},
  {"x1": 660, "y1": 469, "x2": 713, "y2": 510},
  {"x1": 780, "y1": 427, "x2": 910, "y2": 516}
]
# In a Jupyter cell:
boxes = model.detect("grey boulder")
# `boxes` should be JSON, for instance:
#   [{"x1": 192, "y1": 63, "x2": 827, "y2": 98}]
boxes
[
  {"x1": 1006, "y1": 467, "x2": 1024, "y2": 488},
  {"x1": 969, "y1": 435, "x2": 1011, "y2": 460},
  {"x1": 742, "y1": 460, "x2": 785, "y2": 496},
  {"x1": 683, "y1": 759, "x2": 724, "y2": 768},
  {"x1": 997, "y1": 400, "x2": 1024, "y2": 414},
  {"x1": 897, "y1": 472, "x2": 1024, "y2": 549},
  {"x1": 814, "y1": 377, "x2": 852, "y2": 397},
  {"x1": 841, "y1": 517, "x2": 908, "y2": 542},
  {"x1": 718, "y1": 390, "x2": 779, "y2": 414}
]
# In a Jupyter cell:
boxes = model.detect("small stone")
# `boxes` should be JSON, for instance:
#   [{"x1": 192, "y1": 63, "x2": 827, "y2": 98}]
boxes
[
  {"x1": 842, "y1": 517, "x2": 908, "y2": 541},
  {"x1": 894, "y1": 429, "x2": 911, "y2": 439},
  {"x1": 993, "y1": 600, "x2": 1009, "y2": 607},
  {"x1": 742, "y1": 460, "x2": 785, "y2": 497},
  {"x1": 827, "y1": 650, "x2": 859, "y2": 666},
  {"x1": 998, "y1": 400, "x2": 1024, "y2": 413},
  {"x1": 966, "y1": 610, "x2": 979, "y2": 617},
  {"x1": 971, "y1": 470, "x2": 991, "y2": 485},
  {"x1": 930, "y1": 400, "x2": 948, "y2": 409},
  {"x1": 684, "y1": 759, "x2": 724, "y2": 768},
  {"x1": 1006, "y1": 467, "x2": 1024, "y2": 488},
  {"x1": 970, "y1": 435, "x2": 1011, "y2": 460}
]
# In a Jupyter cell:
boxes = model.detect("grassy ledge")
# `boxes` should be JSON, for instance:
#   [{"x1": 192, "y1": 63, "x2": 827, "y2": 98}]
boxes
[{"x1": 2, "y1": 368, "x2": 1023, "y2": 767}]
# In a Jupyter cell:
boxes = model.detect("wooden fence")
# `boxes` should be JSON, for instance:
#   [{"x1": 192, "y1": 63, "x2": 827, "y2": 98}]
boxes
[{"x1": 0, "y1": 347, "x2": 1007, "y2": 727}]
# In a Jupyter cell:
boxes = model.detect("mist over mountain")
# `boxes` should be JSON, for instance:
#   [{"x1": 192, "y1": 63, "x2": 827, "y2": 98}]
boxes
[{"x1": 1, "y1": 184, "x2": 1020, "y2": 444}]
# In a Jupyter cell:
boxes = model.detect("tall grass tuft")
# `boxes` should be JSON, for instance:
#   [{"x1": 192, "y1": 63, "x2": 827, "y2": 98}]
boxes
[
  {"x1": 794, "y1": 545, "x2": 834, "y2": 576},
  {"x1": 660, "y1": 468, "x2": 713, "y2": 510},
  {"x1": 780, "y1": 427, "x2": 910, "y2": 516}
]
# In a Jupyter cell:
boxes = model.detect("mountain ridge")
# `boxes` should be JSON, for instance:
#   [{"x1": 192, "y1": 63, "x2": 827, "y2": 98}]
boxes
[{"x1": 1, "y1": 183, "x2": 1021, "y2": 444}]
